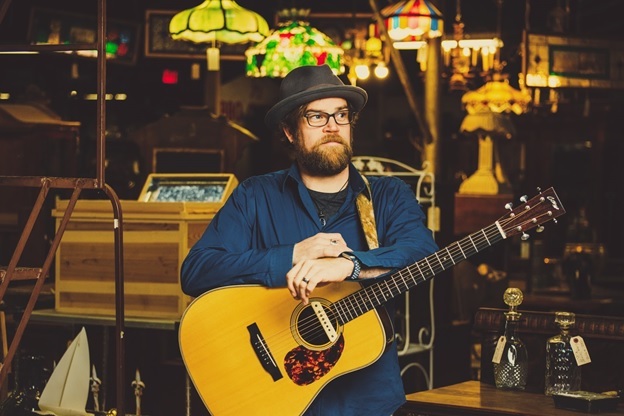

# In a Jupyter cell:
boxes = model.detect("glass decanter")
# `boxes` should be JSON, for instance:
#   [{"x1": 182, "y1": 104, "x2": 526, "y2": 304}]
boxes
[
  {"x1": 493, "y1": 287, "x2": 528, "y2": 390},
  {"x1": 545, "y1": 311, "x2": 582, "y2": 395}
]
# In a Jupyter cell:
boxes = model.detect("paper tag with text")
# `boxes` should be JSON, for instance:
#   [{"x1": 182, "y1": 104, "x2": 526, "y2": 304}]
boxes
[
  {"x1": 492, "y1": 335, "x2": 506, "y2": 364},
  {"x1": 571, "y1": 336, "x2": 592, "y2": 366}
]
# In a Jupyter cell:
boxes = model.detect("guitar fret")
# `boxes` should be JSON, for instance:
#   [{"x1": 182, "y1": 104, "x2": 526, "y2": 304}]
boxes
[
  {"x1": 446, "y1": 247, "x2": 456, "y2": 264},
  {"x1": 424, "y1": 257, "x2": 435, "y2": 275},
  {"x1": 468, "y1": 234, "x2": 478, "y2": 251},
  {"x1": 434, "y1": 252, "x2": 445, "y2": 270},
  {"x1": 414, "y1": 261, "x2": 425, "y2": 280},
  {"x1": 457, "y1": 240, "x2": 467, "y2": 258},
  {"x1": 399, "y1": 270, "x2": 411, "y2": 290},
  {"x1": 481, "y1": 229, "x2": 491, "y2": 246}
]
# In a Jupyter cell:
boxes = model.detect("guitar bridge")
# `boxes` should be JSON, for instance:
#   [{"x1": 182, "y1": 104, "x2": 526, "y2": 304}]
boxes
[{"x1": 247, "y1": 323, "x2": 283, "y2": 381}]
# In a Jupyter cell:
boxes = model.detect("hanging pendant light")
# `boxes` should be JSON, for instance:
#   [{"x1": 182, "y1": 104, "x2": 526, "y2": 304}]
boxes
[
  {"x1": 169, "y1": 0, "x2": 268, "y2": 113},
  {"x1": 169, "y1": 0, "x2": 269, "y2": 71},
  {"x1": 169, "y1": 0, "x2": 269, "y2": 44},
  {"x1": 245, "y1": 9, "x2": 344, "y2": 78},
  {"x1": 380, "y1": 0, "x2": 444, "y2": 41}
]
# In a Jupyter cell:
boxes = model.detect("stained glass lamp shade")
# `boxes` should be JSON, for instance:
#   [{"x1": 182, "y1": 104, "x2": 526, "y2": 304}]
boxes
[
  {"x1": 169, "y1": 0, "x2": 269, "y2": 45},
  {"x1": 381, "y1": 0, "x2": 444, "y2": 41},
  {"x1": 245, "y1": 14, "x2": 344, "y2": 78}
]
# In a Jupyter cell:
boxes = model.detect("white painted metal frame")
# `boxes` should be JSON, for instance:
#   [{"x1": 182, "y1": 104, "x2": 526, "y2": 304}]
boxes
[{"x1": 352, "y1": 156, "x2": 436, "y2": 391}]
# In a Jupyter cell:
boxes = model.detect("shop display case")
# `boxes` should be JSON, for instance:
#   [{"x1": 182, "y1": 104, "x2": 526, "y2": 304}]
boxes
[{"x1": 52, "y1": 173, "x2": 238, "y2": 319}]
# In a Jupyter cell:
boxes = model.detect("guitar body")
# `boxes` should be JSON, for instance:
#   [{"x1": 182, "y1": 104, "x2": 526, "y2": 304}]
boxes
[
  {"x1": 180, "y1": 188, "x2": 566, "y2": 415},
  {"x1": 179, "y1": 282, "x2": 390, "y2": 416}
]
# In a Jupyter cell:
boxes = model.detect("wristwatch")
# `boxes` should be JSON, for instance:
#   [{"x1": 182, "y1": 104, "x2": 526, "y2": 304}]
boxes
[{"x1": 341, "y1": 252, "x2": 361, "y2": 281}]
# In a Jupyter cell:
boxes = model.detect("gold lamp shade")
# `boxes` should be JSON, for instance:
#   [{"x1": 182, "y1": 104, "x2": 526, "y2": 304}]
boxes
[
  {"x1": 169, "y1": 0, "x2": 269, "y2": 44},
  {"x1": 459, "y1": 112, "x2": 516, "y2": 139},
  {"x1": 462, "y1": 77, "x2": 531, "y2": 115}
]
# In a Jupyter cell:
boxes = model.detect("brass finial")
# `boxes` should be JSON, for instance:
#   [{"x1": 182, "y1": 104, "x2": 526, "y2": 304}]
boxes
[{"x1": 503, "y1": 287, "x2": 523, "y2": 320}]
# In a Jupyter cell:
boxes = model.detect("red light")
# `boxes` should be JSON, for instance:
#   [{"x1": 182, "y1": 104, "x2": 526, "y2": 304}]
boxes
[{"x1": 162, "y1": 69, "x2": 178, "y2": 85}]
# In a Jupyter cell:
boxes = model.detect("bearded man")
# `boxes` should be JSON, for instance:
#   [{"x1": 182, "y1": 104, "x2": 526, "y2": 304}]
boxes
[{"x1": 181, "y1": 65, "x2": 437, "y2": 416}]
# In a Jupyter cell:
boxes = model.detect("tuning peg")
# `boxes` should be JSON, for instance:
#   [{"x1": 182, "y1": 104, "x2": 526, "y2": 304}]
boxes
[
  {"x1": 536, "y1": 225, "x2": 545, "y2": 233},
  {"x1": 505, "y1": 202, "x2": 513, "y2": 210},
  {"x1": 520, "y1": 195, "x2": 528, "y2": 203},
  {"x1": 521, "y1": 232, "x2": 530, "y2": 241},
  {"x1": 536, "y1": 187, "x2": 542, "y2": 193}
]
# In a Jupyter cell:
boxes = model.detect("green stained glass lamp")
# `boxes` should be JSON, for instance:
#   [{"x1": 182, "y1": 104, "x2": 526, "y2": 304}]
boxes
[
  {"x1": 169, "y1": 0, "x2": 269, "y2": 45},
  {"x1": 245, "y1": 9, "x2": 344, "y2": 78},
  {"x1": 168, "y1": 0, "x2": 268, "y2": 113}
]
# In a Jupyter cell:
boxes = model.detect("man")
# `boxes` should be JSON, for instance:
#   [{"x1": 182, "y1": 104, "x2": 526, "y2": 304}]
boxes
[{"x1": 181, "y1": 65, "x2": 437, "y2": 415}]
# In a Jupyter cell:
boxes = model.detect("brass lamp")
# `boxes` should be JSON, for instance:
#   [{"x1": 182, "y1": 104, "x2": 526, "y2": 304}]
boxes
[{"x1": 458, "y1": 112, "x2": 515, "y2": 195}]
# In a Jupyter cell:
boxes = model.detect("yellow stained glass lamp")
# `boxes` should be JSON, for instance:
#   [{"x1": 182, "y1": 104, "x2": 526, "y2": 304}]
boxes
[
  {"x1": 169, "y1": 0, "x2": 269, "y2": 45},
  {"x1": 245, "y1": 9, "x2": 344, "y2": 78},
  {"x1": 169, "y1": 0, "x2": 268, "y2": 113}
]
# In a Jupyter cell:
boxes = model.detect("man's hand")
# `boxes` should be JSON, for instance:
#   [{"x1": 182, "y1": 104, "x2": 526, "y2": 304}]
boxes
[
  {"x1": 292, "y1": 233, "x2": 350, "y2": 265},
  {"x1": 286, "y1": 257, "x2": 354, "y2": 305}
]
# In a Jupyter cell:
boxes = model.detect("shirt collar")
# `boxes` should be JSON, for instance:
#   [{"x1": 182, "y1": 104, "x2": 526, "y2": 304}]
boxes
[{"x1": 282, "y1": 163, "x2": 368, "y2": 197}]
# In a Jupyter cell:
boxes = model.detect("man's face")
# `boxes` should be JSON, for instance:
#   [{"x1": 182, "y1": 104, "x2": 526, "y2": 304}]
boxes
[{"x1": 289, "y1": 97, "x2": 353, "y2": 177}]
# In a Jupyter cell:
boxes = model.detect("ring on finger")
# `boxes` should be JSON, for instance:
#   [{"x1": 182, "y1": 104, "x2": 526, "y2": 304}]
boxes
[{"x1": 302, "y1": 277, "x2": 310, "y2": 283}]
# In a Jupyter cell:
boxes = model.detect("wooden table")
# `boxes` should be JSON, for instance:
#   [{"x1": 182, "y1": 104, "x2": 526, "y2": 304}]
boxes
[{"x1": 396, "y1": 380, "x2": 623, "y2": 416}]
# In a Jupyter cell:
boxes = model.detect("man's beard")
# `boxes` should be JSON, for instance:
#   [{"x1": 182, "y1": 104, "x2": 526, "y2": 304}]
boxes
[{"x1": 293, "y1": 133, "x2": 353, "y2": 176}]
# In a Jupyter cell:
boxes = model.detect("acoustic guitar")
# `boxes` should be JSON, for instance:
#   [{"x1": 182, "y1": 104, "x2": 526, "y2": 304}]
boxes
[{"x1": 179, "y1": 188, "x2": 565, "y2": 415}]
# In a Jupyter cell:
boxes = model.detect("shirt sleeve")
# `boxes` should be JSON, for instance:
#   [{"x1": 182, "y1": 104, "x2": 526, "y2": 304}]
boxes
[
  {"x1": 352, "y1": 177, "x2": 438, "y2": 273},
  {"x1": 180, "y1": 182, "x2": 293, "y2": 297}
]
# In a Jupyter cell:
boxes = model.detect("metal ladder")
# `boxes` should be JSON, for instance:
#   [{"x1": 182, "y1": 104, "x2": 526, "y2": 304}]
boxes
[{"x1": 0, "y1": 0, "x2": 127, "y2": 413}]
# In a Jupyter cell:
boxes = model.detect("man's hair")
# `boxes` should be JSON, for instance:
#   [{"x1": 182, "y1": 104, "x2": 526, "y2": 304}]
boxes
[{"x1": 275, "y1": 103, "x2": 360, "y2": 147}]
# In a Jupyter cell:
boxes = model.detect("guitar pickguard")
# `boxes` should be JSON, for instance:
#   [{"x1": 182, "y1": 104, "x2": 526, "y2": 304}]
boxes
[{"x1": 284, "y1": 336, "x2": 345, "y2": 386}]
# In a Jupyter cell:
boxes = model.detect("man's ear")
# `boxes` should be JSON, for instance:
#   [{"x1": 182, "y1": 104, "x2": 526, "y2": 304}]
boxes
[{"x1": 283, "y1": 127, "x2": 295, "y2": 145}]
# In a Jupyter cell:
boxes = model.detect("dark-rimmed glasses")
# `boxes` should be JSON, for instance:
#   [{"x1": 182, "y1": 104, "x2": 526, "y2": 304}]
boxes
[{"x1": 303, "y1": 109, "x2": 353, "y2": 127}]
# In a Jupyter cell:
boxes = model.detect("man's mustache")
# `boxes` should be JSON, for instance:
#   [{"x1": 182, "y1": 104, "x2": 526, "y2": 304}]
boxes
[{"x1": 318, "y1": 134, "x2": 348, "y2": 146}]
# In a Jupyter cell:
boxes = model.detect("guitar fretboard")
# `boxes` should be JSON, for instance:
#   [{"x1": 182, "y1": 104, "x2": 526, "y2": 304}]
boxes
[{"x1": 332, "y1": 223, "x2": 505, "y2": 325}]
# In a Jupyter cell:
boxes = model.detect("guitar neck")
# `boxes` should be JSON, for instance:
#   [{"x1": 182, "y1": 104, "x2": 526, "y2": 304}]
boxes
[{"x1": 333, "y1": 222, "x2": 505, "y2": 325}]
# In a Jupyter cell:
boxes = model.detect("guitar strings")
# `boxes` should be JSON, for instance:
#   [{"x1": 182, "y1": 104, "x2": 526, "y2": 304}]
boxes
[
  {"x1": 257, "y1": 197, "x2": 556, "y2": 355},
  {"x1": 286, "y1": 200, "x2": 555, "y2": 348}
]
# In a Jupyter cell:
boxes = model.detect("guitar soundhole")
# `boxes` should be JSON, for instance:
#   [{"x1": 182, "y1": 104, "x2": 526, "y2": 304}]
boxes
[{"x1": 297, "y1": 304, "x2": 336, "y2": 347}]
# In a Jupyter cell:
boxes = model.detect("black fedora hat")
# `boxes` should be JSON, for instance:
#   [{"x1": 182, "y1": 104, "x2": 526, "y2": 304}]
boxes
[{"x1": 265, "y1": 65, "x2": 368, "y2": 129}]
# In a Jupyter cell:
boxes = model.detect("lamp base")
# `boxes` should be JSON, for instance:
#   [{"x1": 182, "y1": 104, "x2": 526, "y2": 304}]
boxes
[{"x1": 458, "y1": 169, "x2": 499, "y2": 195}]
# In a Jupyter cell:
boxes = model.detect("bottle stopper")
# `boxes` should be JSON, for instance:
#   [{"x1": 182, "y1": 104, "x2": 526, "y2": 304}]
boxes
[{"x1": 503, "y1": 287, "x2": 524, "y2": 320}]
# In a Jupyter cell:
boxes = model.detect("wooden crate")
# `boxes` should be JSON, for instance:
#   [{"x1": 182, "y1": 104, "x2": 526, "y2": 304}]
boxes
[{"x1": 52, "y1": 199, "x2": 223, "y2": 319}]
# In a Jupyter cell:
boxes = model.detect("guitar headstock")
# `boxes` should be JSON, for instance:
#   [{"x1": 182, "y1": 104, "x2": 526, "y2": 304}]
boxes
[{"x1": 498, "y1": 188, "x2": 566, "y2": 240}]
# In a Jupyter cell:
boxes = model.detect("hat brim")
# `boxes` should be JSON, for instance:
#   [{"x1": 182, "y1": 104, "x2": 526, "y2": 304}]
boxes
[{"x1": 265, "y1": 85, "x2": 367, "y2": 129}]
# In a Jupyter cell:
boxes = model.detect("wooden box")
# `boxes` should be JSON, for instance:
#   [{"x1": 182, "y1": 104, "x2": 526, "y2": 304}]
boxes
[{"x1": 53, "y1": 174, "x2": 237, "y2": 319}]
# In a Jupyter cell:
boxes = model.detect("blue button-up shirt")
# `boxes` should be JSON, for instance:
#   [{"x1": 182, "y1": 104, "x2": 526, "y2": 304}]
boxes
[{"x1": 181, "y1": 163, "x2": 438, "y2": 416}]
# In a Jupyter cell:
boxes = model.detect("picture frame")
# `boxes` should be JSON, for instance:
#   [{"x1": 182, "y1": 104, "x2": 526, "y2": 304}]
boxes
[
  {"x1": 144, "y1": 10, "x2": 246, "y2": 60},
  {"x1": 549, "y1": 45, "x2": 610, "y2": 80},
  {"x1": 27, "y1": 7, "x2": 140, "y2": 65},
  {"x1": 523, "y1": 32, "x2": 624, "y2": 89}
]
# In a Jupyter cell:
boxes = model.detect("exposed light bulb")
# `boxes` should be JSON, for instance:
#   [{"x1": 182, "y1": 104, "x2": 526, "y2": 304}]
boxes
[
  {"x1": 374, "y1": 63, "x2": 389, "y2": 79},
  {"x1": 355, "y1": 64, "x2": 370, "y2": 80}
]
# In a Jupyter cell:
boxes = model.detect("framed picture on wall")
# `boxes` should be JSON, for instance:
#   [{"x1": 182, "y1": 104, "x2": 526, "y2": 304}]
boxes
[
  {"x1": 28, "y1": 7, "x2": 140, "y2": 65},
  {"x1": 145, "y1": 10, "x2": 246, "y2": 60},
  {"x1": 523, "y1": 32, "x2": 624, "y2": 89}
]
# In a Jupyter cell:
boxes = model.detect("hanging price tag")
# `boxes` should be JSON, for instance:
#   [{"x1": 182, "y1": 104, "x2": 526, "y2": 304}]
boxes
[
  {"x1": 571, "y1": 336, "x2": 592, "y2": 366},
  {"x1": 492, "y1": 335, "x2": 506, "y2": 364}
]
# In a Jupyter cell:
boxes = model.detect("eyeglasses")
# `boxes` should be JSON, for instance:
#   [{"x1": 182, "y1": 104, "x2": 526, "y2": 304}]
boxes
[{"x1": 303, "y1": 109, "x2": 353, "y2": 127}]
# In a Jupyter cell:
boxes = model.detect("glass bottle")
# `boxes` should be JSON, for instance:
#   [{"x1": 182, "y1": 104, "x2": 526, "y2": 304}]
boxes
[
  {"x1": 493, "y1": 287, "x2": 528, "y2": 390},
  {"x1": 545, "y1": 311, "x2": 582, "y2": 395}
]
